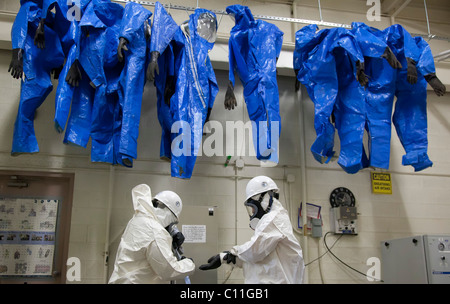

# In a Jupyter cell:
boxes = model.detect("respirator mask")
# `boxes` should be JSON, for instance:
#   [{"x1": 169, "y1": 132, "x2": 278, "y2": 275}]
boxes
[
  {"x1": 152, "y1": 199, "x2": 178, "y2": 229},
  {"x1": 244, "y1": 192, "x2": 278, "y2": 230}
]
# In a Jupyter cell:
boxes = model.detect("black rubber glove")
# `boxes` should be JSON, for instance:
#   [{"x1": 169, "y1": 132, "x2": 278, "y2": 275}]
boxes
[
  {"x1": 222, "y1": 251, "x2": 236, "y2": 265},
  {"x1": 294, "y1": 69, "x2": 300, "y2": 92},
  {"x1": 406, "y1": 58, "x2": 418, "y2": 85},
  {"x1": 164, "y1": 75, "x2": 176, "y2": 106},
  {"x1": 34, "y1": 19, "x2": 46, "y2": 49},
  {"x1": 381, "y1": 47, "x2": 402, "y2": 69},
  {"x1": 224, "y1": 81, "x2": 237, "y2": 110},
  {"x1": 172, "y1": 231, "x2": 185, "y2": 248},
  {"x1": 117, "y1": 37, "x2": 129, "y2": 62},
  {"x1": 199, "y1": 254, "x2": 222, "y2": 270},
  {"x1": 65, "y1": 60, "x2": 82, "y2": 87},
  {"x1": 145, "y1": 20, "x2": 151, "y2": 40},
  {"x1": 425, "y1": 73, "x2": 446, "y2": 96},
  {"x1": 8, "y1": 48, "x2": 23, "y2": 79},
  {"x1": 147, "y1": 51, "x2": 160, "y2": 82},
  {"x1": 356, "y1": 60, "x2": 369, "y2": 87},
  {"x1": 52, "y1": 65, "x2": 64, "y2": 80}
]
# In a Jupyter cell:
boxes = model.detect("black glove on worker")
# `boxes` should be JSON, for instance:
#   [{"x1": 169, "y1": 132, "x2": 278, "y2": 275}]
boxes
[
  {"x1": 222, "y1": 251, "x2": 236, "y2": 265},
  {"x1": 381, "y1": 47, "x2": 402, "y2": 69},
  {"x1": 224, "y1": 81, "x2": 237, "y2": 110},
  {"x1": 66, "y1": 59, "x2": 82, "y2": 87},
  {"x1": 9, "y1": 48, "x2": 24, "y2": 79},
  {"x1": 147, "y1": 51, "x2": 160, "y2": 82},
  {"x1": 117, "y1": 37, "x2": 129, "y2": 62},
  {"x1": 425, "y1": 73, "x2": 446, "y2": 96},
  {"x1": 199, "y1": 254, "x2": 222, "y2": 270}
]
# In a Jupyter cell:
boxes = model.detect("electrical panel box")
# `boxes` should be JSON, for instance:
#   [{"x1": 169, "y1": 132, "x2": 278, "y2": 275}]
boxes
[
  {"x1": 329, "y1": 206, "x2": 357, "y2": 235},
  {"x1": 381, "y1": 235, "x2": 450, "y2": 284}
]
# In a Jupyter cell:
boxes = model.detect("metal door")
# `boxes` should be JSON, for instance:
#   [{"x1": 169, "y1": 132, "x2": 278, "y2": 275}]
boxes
[
  {"x1": 0, "y1": 170, "x2": 74, "y2": 284},
  {"x1": 177, "y1": 205, "x2": 219, "y2": 284}
]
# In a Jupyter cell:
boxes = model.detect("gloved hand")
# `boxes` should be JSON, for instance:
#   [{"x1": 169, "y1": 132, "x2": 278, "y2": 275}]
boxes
[
  {"x1": 147, "y1": 51, "x2": 160, "y2": 82},
  {"x1": 172, "y1": 231, "x2": 185, "y2": 248},
  {"x1": 164, "y1": 75, "x2": 176, "y2": 106},
  {"x1": 222, "y1": 251, "x2": 236, "y2": 265},
  {"x1": 356, "y1": 61, "x2": 369, "y2": 87},
  {"x1": 145, "y1": 20, "x2": 151, "y2": 40},
  {"x1": 199, "y1": 254, "x2": 222, "y2": 270},
  {"x1": 34, "y1": 19, "x2": 46, "y2": 49},
  {"x1": 224, "y1": 81, "x2": 237, "y2": 110},
  {"x1": 52, "y1": 65, "x2": 64, "y2": 80},
  {"x1": 294, "y1": 69, "x2": 300, "y2": 92},
  {"x1": 381, "y1": 47, "x2": 402, "y2": 69},
  {"x1": 406, "y1": 58, "x2": 418, "y2": 85},
  {"x1": 425, "y1": 73, "x2": 447, "y2": 96},
  {"x1": 8, "y1": 48, "x2": 23, "y2": 79},
  {"x1": 117, "y1": 37, "x2": 129, "y2": 62},
  {"x1": 66, "y1": 60, "x2": 82, "y2": 87}
]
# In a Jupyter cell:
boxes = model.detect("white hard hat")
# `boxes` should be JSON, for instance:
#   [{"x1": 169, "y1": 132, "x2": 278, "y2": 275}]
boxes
[
  {"x1": 245, "y1": 176, "x2": 279, "y2": 202},
  {"x1": 153, "y1": 191, "x2": 183, "y2": 220}
]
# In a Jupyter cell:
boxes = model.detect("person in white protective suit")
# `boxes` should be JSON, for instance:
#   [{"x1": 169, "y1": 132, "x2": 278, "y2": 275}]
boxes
[
  {"x1": 199, "y1": 176, "x2": 305, "y2": 284},
  {"x1": 108, "y1": 184, "x2": 195, "y2": 284}
]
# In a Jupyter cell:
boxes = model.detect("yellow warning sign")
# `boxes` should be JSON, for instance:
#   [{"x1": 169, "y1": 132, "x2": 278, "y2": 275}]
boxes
[{"x1": 371, "y1": 172, "x2": 392, "y2": 194}]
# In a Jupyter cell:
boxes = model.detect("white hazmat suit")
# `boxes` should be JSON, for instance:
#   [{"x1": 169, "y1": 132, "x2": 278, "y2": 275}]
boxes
[
  {"x1": 200, "y1": 176, "x2": 305, "y2": 284},
  {"x1": 229, "y1": 197, "x2": 305, "y2": 284},
  {"x1": 108, "y1": 184, "x2": 195, "y2": 284}
]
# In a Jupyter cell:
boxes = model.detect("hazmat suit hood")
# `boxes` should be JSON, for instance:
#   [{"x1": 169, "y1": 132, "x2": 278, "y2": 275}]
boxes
[
  {"x1": 131, "y1": 184, "x2": 155, "y2": 217},
  {"x1": 188, "y1": 8, "x2": 217, "y2": 50},
  {"x1": 226, "y1": 4, "x2": 254, "y2": 29}
]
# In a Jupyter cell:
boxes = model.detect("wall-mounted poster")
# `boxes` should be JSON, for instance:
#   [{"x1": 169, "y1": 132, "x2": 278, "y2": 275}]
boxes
[{"x1": 0, "y1": 198, "x2": 59, "y2": 277}]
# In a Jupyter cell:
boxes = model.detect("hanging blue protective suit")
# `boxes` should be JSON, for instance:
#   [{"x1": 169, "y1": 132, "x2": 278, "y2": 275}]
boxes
[
  {"x1": 63, "y1": 0, "x2": 124, "y2": 164},
  {"x1": 361, "y1": 24, "x2": 433, "y2": 172},
  {"x1": 11, "y1": 0, "x2": 65, "y2": 155},
  {"x1": 393, "y1": 34, "x2": 436, "y2": 172},
  {"x1": 150, "y1": 6, "x2": 219, "y2": 179},
  {"x1": 332, "y1": 22, "x2": 394, "y2": 174},
  {"x1": 294, "y1": 25, "x2": 365, "y2": 170},
  {"x1": 149, "y1": 2, "x2": 178, "y2": 161},
  {"x1": 41, "y1": 0, "x2": 92, "y2": 134},
  {"x1": 116, "y1": 2, "x2": 152, "y2": 167},
  {"x1": 226, "y1": 4, "x2": 284, "y2": 163}
]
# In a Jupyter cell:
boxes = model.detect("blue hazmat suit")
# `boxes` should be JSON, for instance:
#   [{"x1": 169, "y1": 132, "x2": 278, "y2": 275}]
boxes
[
  {"x1": 226, "y1": 4, "x2": 284, "y2": 163},
  {"x1": 150, "y1": 2, "x2": 178, "y2": 161},
  {"x1": 150, "y1": 6, "x2": 219, "y2": 179},
  {"x1": 362, "y1": 24, "x2": 433, "y2": 172},
  {"x1": 41, "y1": 0, "x2": 92, "y2": 134},
  {"x1": 294, "y1": 25, "x2": 365, "y2": 171},
  {"x1": 393, "y1": 35, "x2": 436, "y2": 171},
  {"x1": 63, "y1": 0, "x2": 124, "y2": 165},
  {"x1": 11, "y1": 0, "x2": 65, "y2": 155},
  {"x1": 116, "y1": 2, "x2": 152, "y2": 167},
  {"x1": 333, "y1": 23, "x2": 392, "y2": 174}
]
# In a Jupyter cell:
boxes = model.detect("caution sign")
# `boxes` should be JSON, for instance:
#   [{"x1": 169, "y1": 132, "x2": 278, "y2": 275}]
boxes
[{"x1": 371, "y1": 172, "x2": 392, "y2": 194}]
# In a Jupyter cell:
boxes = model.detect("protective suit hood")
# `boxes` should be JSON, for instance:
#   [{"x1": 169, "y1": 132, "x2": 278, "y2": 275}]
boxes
[
  {"x1": 131, "y1": 184, "x2": 156, "y2": 217},
  {"x1": 226, "y1": 4, "x2": 254, "y2": 28},
  {"x1": 189, "y1": 8, "x2": 217, "y2": 49}
]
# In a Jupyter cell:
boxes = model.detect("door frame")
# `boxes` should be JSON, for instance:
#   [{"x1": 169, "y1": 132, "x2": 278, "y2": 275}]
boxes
[{"x1": 0, "y1": 170, "x2": 74, "y2": 284}]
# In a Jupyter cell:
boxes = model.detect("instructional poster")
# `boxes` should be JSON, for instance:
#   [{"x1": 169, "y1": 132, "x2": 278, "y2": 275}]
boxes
[{"x1": 0, "y1": 198, "x2": 59, "y2": 277}]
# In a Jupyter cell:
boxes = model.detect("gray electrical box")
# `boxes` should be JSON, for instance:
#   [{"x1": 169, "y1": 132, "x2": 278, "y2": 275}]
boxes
[
  {"x1": 381, "y1": 235, "x2": 450, "y2": 284},
  {"x1": 329, "y1": 206, "x2": 358, "y2": 235},
  {"x1": 177, "y1": 206, "x2": 219, "y2": 284}
]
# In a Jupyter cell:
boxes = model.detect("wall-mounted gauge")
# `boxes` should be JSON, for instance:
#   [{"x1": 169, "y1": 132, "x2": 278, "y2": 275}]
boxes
[{"x1": 329, "y1": 187, "x2": 356, "y2": 208}]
